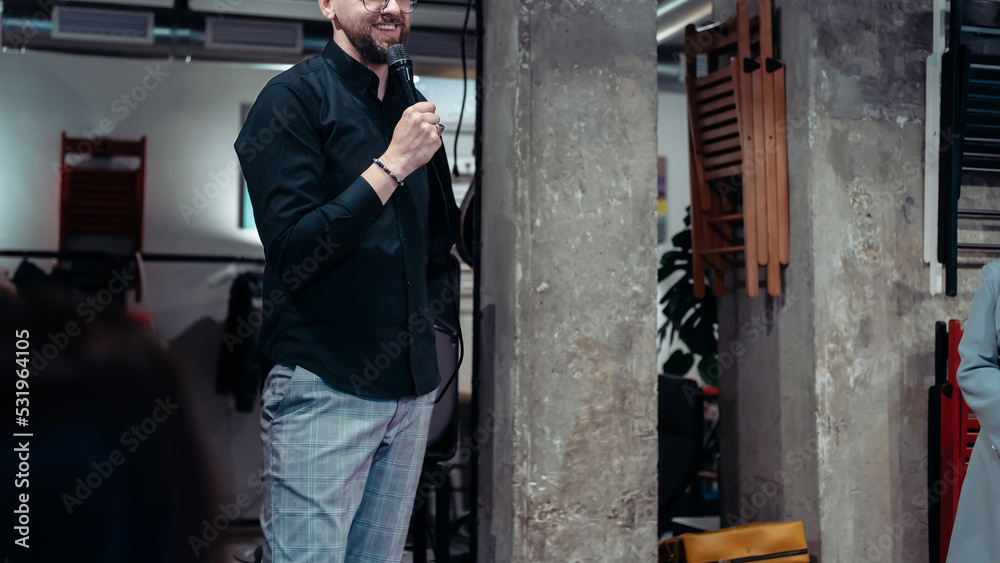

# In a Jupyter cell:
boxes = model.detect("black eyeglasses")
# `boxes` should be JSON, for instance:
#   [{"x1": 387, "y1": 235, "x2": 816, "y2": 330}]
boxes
[{"x1": 363, "y1": 0, "x2": 417, "y2": 14}]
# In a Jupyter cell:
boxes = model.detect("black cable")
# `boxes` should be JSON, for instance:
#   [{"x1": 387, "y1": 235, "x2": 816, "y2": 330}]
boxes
[
  {"x1": 451, "y1": 0, "x2": 474, "y2": 177},
  {"x1": 430, "y1": 161, "x2": 464, "y2": 405},
  {"x1": 470, "y1": 0, "x2": 483, "y2": 556},
  {"x1": 432, "y1": 0, "x2": 475, "y2": 404}
]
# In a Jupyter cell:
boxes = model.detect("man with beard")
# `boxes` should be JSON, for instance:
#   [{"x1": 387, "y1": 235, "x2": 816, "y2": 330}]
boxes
[{"x1": 235, "y1": 0, "x2": 460, "y2": 560}]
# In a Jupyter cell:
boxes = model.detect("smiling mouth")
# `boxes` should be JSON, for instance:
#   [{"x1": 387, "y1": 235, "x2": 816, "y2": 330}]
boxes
[{"x1": 374, "y1": 23, "x2": 399, "y2": 31}]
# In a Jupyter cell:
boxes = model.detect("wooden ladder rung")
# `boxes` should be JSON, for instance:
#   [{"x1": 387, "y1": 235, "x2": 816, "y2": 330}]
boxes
[
  {"x1": 702, "y1": 151, "x2": 742, "y2": 170},
  {"x1": 702, "y1": 123, "x2": 740, "y2": 142},
  {"x1": 700, "y1": 245, "x2": 745, "y2": 255},
  {"x1": 704, "y1": 166, "x2": 742, "y2": 181},
  {"x1": 703, "y1": 136, "x2": 742, "y2": 154},
  {"x1": 696, "y1": 81, "x2": 735, "y2": 102},
  {"x1": 698, "y1": 94, "x2": 737, "y2": 116},
  {"x1": 699, "y1": 109, "x2": 738, "y2": 129},
  {"x1": 694, "y1": 66, "x2": 732, "y2": 89},
  {"x1": 708, "y1": 214, "x2": 744, "y2": 224}
]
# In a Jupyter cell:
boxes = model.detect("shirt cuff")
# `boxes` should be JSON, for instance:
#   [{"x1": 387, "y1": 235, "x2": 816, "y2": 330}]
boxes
[{"x1": 333, "y1": 176, "x2": 386, "y2": 225}]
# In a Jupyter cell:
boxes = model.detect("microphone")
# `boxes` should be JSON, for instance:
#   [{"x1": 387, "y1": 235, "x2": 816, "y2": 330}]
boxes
[{"x1": 386, "y1": 44, "x2": 419, "y2": 107}]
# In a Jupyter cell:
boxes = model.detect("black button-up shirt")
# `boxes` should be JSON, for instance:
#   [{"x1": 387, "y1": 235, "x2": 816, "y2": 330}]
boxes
[{"x1": 235, "y1": 40, "x2": 460, "y2": 399}]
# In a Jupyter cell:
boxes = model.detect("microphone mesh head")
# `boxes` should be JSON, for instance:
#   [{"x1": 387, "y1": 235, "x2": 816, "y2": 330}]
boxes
[{"x1": 385, "y1": 44, "x2": 410, "y2": 67}]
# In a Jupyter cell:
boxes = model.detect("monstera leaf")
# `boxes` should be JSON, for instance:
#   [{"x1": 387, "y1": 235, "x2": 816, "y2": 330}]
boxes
[{"x1": 658, "y1": 208, "x2": 718, "y2": 385}]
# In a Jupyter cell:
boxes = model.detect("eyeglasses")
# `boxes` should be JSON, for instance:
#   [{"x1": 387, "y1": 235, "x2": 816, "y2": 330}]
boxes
[{"x1": 363, "y1": 0, "x2": 417, "y2": 14}]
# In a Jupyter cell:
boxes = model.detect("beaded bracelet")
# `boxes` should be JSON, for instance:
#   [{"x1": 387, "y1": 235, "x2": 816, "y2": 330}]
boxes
[{"x1": 372, "y1": 158, "x2": 404, "y2": 187}]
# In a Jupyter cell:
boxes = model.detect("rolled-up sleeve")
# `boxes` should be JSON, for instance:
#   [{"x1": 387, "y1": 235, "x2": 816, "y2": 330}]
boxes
[
  {"x1": 958, "y1": 262, "x2": 1000, "y2": 445},
  {"x1": 235, "y1": 82, "x2": 384, "y2": 291}
]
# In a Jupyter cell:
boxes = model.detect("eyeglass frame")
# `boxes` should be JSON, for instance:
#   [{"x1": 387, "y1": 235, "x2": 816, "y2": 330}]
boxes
[{"x1": 362, "y1": 0, "x2": 417, "y2": 14}]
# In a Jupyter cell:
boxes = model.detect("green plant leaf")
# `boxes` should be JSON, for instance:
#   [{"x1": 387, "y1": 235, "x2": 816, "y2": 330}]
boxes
[
  {"x1": 666, "y1": 294, "x2": 697, "y2": 325},
  {"x1": 663, "y1": 350, "x2": 695, "y2": 375},
  {"x1": 697, "y1": 355, "x2": 720, "y2": 386},
  {"x1": 671, "y1": 229, "x2": 692, "y2": 250},
  {"x1": 658, "y1": 251, "x2": 689, "y2": 281},
  {"x1": 660, "y1": 249, "x2": 689, "y2": 266},
  {"x1": 657, "y1": 207, "x2": 718, "y2": 371},
  {"x1": 679, "y1": 309, "x2": 716, "y2": 357},
  {"x1": 661, "y1": 279, "x2": 689, "y2": 305}
]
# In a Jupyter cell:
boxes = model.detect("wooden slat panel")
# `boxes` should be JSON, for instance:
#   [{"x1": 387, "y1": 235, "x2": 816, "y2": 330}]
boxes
[
  {"x1": 688, "y1": 104, "x2": 713, "y2": 213},
  {"x1": 694, "y1": 66, "x2": 733, "y2": 90},
  {"x1": 708, "y1": 213, "x2": 744, "y2": 223},
  {"x1": 66, "y1": 204, "x2": 138, "y2": 211},
  {"x1": 705, "y1": 186, "x2": 721, "y2": 271},
  {"x1": 704, "y1": 166, "x2": 742, "y2": 181},
  {"x1": 65, "y1": 210, "x2": 138, "y2": 219},
  {"x1": 67, "y1": 168, "x2": 139, "y2": 176},
  {"x1": 63, "y1": 138, "x2": 146, "y2": 157},
  {"x1": 717, "y1": 194, "x2": 736, "y2": 270},
  {"x1": 65, "y1": 224, "x2": 136, "y2": 233},
  {"x1": 760, "y1": 0, "x2": 780, "y2": 297},
  {"x1": 69, "y1": 194, "x2": 136, "y2": 203},
  {"x1": 59, "y1": 135, "x2": 146, "y2": 254},
  {"x1": 736, "y1": 6, "x2": 759, "y2": 298},
  {"x1": 703, "y1": 135, "x2": 742, "y2": 154},
  {"x1": 698, "y1": 94, "x2": 737, "y2": 116},
  {"x1": 701, "y1": 123, "x2": 740, "y2": 142},
  {"x1": 67, "y1": 186, "x2": 138, "y2": 194},
  {"x1": 699, "y1": 109, "x2": 738, "y2": 129},
  {"x1": 688, "y1": 133, "x2": 709, "y2": 299},
  {"x1": 685, "y1": 25, "x2": 714, "y2": 214},
  {"x1": 751, "y1": 65, "x2": 768, "y2": 265},
  {"x1": 700, "y1": 245, "x2": 745, "y2": 255},
  {"x1": 65, "y1": 222, "x2": 137, "y2": 229},
  {"x1": 702, "y1": 151, "x2": 742, "y2": 170},
  {"x1": 696, "y1": 80, "x2": 735, "y2": 102},
  {"x1": 706, "y1": 185, "x2": 732, "y2": 272}
]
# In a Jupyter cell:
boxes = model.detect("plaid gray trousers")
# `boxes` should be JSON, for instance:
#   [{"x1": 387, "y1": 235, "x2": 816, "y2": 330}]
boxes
[{"x1": 260, "y1": 364, "x2": 434, "y2": 563}]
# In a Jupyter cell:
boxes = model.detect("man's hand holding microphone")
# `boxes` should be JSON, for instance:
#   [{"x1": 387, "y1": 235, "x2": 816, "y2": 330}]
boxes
[{"x1": 364, "y1": 44, "x2": 443, "y2": 204}]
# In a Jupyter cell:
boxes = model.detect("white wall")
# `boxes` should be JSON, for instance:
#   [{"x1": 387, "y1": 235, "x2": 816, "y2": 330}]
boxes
[
  {"x1": 656, "y1": 90, "x2": 693, "y2": 374},
  {"x1": 0, "y1": 50, "x2": 284, "y2": 333},
  {"x1": 657, "y1": 90, "x2": 691, "y2": 244}
]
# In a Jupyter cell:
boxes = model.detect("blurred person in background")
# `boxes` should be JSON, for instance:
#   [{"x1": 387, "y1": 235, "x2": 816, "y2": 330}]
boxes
[{"x1": 1, "y1": 279, "x2": 221, "y2": 563}]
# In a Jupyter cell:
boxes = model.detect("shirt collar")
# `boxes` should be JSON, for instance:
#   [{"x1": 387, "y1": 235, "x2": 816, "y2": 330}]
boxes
[{"x1": 322, "y1": 39, "x2": 382, "y2": 99}]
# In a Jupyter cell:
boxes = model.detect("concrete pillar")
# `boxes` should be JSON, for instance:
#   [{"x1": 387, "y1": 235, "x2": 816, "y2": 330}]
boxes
[
  {"x1": 477, "y1": 0, "x2": 660, "y2": 561},
  {"x1": 718, "y1": 1, "x2": 983, "y2": 562}
]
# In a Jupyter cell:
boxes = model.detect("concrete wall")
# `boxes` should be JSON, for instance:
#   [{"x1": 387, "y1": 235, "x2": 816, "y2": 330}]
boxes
[
  {"x1": 715, "y1": 1, "x2": 984, "y2": 561},
  {"x1": 477, "y1": 0, "x2": 660, "y2": 560}
]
